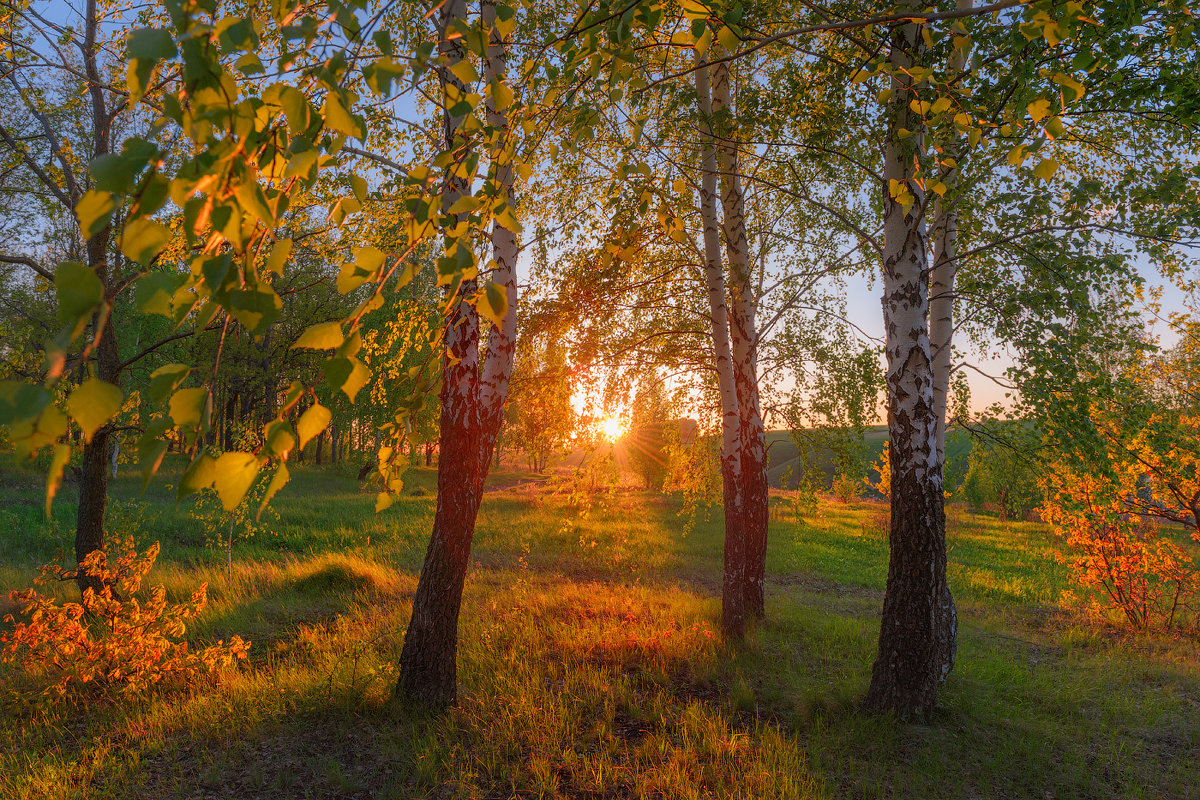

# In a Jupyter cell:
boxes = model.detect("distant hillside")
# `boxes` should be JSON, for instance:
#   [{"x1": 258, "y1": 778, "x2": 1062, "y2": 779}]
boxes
[{"x1": 765, "y1": 427, "x2": 973, "y2": 492}]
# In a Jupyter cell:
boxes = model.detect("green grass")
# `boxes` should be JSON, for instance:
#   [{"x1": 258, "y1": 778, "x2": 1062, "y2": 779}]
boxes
[{"x1": 1, "y1": 457, "x2": 1198, "y2": 799}]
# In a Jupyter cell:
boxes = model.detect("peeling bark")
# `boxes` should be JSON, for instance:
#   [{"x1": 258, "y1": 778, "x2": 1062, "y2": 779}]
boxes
[
  {"x1": 864, "y1": 16, "x2": 956, "y2": 721},
  {"x1": 711, "y1": 50, "x2": 769, "y2": 619},
  {"x1": 695, "y1": 54, "x2": 746, "y2": 639},
  {"x1": 930, "y1": 0, "x2": 972, "y2": 467},
  {"x1": 396, "y1": 0, "x2": 517, "y2": 709}
]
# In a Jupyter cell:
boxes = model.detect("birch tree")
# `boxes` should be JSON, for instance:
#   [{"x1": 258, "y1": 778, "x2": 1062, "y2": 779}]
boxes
[{"x1": 395, "y1": 0, "x2": 519, "y2": 707}]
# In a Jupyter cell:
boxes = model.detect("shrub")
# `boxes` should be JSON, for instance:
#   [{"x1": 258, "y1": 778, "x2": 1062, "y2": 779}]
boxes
[
  {"x1": 1040, "y1": 464, "x2": 1198, "y2": 631},
  {"x1": 1, "y1": 539, "x2": 249, "y2": 702},
  {"x1": 664, "y1": 434, "x2": 721, "y2": 525}
]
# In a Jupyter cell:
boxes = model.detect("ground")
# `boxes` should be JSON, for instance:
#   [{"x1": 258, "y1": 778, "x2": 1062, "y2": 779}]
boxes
[{"x1": 1, "y1": 456, "x2": 1198, "y2": 799}]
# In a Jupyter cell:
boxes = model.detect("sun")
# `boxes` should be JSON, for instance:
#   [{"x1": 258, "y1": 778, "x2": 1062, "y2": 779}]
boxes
[{"x1": 599, "y1": 415, "x2": 626, "y2": 442}]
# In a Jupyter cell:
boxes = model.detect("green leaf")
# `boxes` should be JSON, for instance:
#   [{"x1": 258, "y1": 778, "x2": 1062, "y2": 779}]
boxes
[
  {"x1": 13, "y1": 406, "x2": 67, "y2": 455},
  {"x1": 279, "y1": 85, "x2": 312, "y2": 132},
  {"x1": 295, "y1": 403, "x2": 331, "y2": 448},
  {"x1": 91, "y1": 154, "x2": 134, "y2": 195},
  {"x1": 66, "y1": 378, "x2": 123, "y2": 443},
  {"x1": 292, "y1": 322, "x2": 344, "y2": 350},
  {"x1": 229, "y1": 284, "x2": 282, "y2": 335},
  {"x1": 264, "y1": 419, "x2": 296, "y2": 457},
  {"x1": 128, "y1": 26, "x2": 176, "y2": 61},
  {"x1": 213, "y1": 452, "x2": 260, "y2": 511},
  {"x1": 257, "y1": 462, "x2": 289, "y2": 520},
  {"x1": 478, "y1": 281, "x2": 508, "y2": 329},
  {"x1": 149, "y1": 363, "x2": 190, "y2": 403},
  {"x1": 284, "y1": 149, "x2": 319, "y2": 180},
  {"x1": 0, "y1": 381, "x2": 51, "y2": 425},
  {"x1": 55, "y1": 262, "x2": 104, "y2": 335},
  {"x1": 234, "y1": 181, "x2": 274, "y2": 224},
  {"x1": 126, "y1": 28, "x2": 176, "y2": 103},
  {"x1": 323, "y1": 91, "x2": 364, "y2": 139},
  {"x1": 135, "y1": 271, "x2": 183, "y2": 316},
  {"x1": 75, "y1": 190, "x2": 115, "y2": 236},
  {"x1": 169, "y1": 386, "x2": 210, "y2": 430},
  {"x1": 325, "y1": 357, "x2": 369, "y2": 402},
  {"x1": 179, "y1": 453, "x2": 218, "y2": 498},
  {"x1": 137, "y1": 417, "x2": 172, "y2": 490},
  {"x1": 120, "y1": 217, "x2": 171, "y2": 265},
  {"x1": 45, "y1": 443, "x2": 71, "y2": 518}
]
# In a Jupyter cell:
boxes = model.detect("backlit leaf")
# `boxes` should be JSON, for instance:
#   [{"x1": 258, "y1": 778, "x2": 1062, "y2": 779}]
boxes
[
  {"x1": 296, "y1": 403, "x2": 331, "y2": 448},
  {"x1": 292, "y1": 322, "x2": 345, "y2": 350},
  {"x1": 213, "y1": 452, "x2": 260, "y2": 511},
  {"x1": 67, "y1": 378, "x2": 123, "y2": 443}
]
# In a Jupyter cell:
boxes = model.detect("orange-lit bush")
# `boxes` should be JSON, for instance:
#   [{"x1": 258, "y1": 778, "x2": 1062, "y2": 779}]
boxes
[
  {"x1": 1, "y1": 539, "x2": 248, "y2": 701},
  {"x1": 1041, "y1": 465, "x2": 1198, "y2": 631}
]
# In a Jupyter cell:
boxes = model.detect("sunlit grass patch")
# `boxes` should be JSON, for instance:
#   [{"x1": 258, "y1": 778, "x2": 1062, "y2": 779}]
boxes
[{"x1": 2, "y1": 472, "x2": 1199, "y2": 798}]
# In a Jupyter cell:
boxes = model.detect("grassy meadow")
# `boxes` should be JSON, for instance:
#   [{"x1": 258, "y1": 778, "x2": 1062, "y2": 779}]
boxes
[{"x1": 1, "y1": 455, "x2": 1198, "y2": 799}]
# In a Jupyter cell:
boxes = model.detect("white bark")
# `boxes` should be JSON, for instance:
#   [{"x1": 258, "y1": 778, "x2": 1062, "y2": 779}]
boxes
[
  {"x1": 478, "y1": 0, "x2": 519, "y2": 452},
  {"x1": 695, "y1": 52, "x2": 746, "y2": 634},
  {"x1": 710, "y1": 47, "x2": 769, "y2": 616},
  {"x1": 929, "y1": 0, "x2": 973, "y2": 464},
  {"x1": 694, "y1": 54, "x2": 741, "y2": 502}
]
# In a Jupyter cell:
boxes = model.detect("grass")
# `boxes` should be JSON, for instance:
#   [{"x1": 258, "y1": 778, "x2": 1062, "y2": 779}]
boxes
[{"x1": 1, "y1": 455, "x2": 1198, "y2": 799}]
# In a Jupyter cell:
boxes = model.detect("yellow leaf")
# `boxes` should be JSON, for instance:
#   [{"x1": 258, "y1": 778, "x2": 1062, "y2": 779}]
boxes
[
  {"x1": 489, "y1": 79, "x2": 514, "y2": 112},
  {"x1": 478, "y1": 281, "x2": 508, "y2": 329},
  {"x1": 296, "y1": 403, "x2": 331, "y2": 448},
  {"x1": 1033, "y1": 158, "x2": 1059, "y2": 180},
  {"x1": 213, "y1": 452, "x2": 260, "y2": 511},
  {"x1": 448, "y1": 58, "x2": 478, "y2": 86},
  {"x1": 257, "y1": 462, "x2": 289, "y2": 520},
  {"x1": 120, "y1": 217, "x2": 171, "y2": 266},
  {"x1": 1027, "y1": 98, "x2": 1052, "y2": 124},
  {"x1": 292, "y1": 322, "x2": 345, "y2": 350},
  {"x1": 67, "y1": 378, "x2": 123, "y2": 443},
  {"x1": 75, "y1": 191, "x2": 115, "y2": 237},
  {"x1": 169, "y1": 387, "x2": 209, "y2": 430}
]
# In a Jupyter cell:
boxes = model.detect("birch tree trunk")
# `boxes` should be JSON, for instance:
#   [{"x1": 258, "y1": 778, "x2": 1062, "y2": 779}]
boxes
[
  {"x1": 711, "y1": 49, "x2": 768, "y2": 619},
  {"x1": 396, "y1": 0, "x2": 518, "y2": 708},
  {"x1": 695, "y1": 53, "x2": 746, "y2": 639},
  {"x1": 929, "y1": 0, "x2": 972, "y2": 466},
  {"x1": 928, "y1": 0, "x2": 972, "y2": 679},
  {"x1": 864, "y1": 16, "x2": 956, "y2": 720}
]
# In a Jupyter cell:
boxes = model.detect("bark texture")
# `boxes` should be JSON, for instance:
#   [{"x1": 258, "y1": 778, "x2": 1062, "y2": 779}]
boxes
[
  {"x1": 74, "y1": 0, "x2": 117, "y2": 593},
  {"x1": 864, "y1": 17, "x2": 956, "y2": 721},
  {"x1": 396, "y1": 0, "x2": 517, "y2": 708},
  {"x1": 695, "y1": 54, "x2": 746, "y2": 639},
  {"x1": 929, "y1": 0, "x2": 972, "y2": 466},
  {"x1": 711, "y1": 51, "x2": 768, "y2": 619}
]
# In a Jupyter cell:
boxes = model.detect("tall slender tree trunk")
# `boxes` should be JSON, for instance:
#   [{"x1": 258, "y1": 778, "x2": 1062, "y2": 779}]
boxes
[
  {"x1": 864, "y1": 16, "x2": 955, "y2": 721},
  {"x1": 711, "y1": 50, "x2": 768, "y2": 619},
  {"x1": 396, "y1": 0, "x2": 517, "y2": 708},
  {"x1": 927, "y1": 0, "x2": 971, "y2": 680},
  {"x1": 74, "y1": 0, "x2": 116, "y2": 593},
  {"x1": 695, "y1": 53, "x2": 746, "y2": 639},
  {"x1": 929, "y1": 0, "x2": 972, "y2": 468}
]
